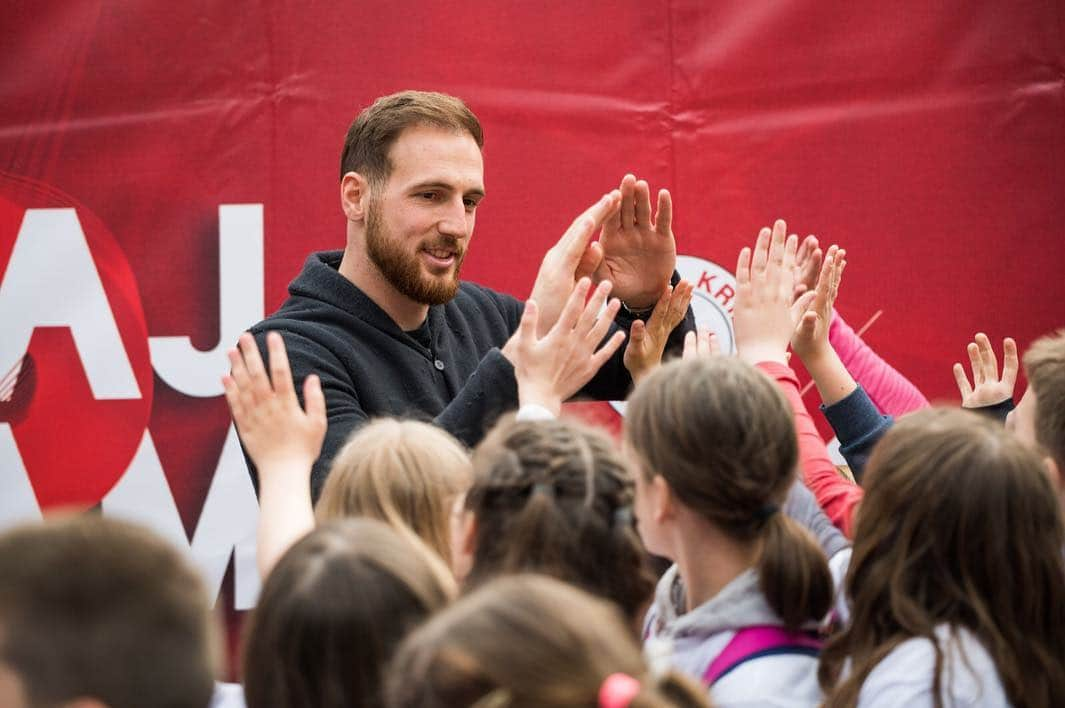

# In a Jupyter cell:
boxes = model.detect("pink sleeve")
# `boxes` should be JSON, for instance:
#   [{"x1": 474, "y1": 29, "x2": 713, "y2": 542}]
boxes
[
  {"x1": 758, "y1": 361, "x2": 862, "y2": 538},
  {"x1": 829, "y1": 311, "x2": 929, "y2": 417}
]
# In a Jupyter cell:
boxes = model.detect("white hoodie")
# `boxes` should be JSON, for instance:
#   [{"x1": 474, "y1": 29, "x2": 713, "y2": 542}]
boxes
[{"x1": 643, "y1": 566, "x2": 823, "y2": 708}]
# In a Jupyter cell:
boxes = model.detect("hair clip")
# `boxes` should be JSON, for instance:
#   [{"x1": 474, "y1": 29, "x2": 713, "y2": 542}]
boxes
[{"x1": 599, "y1": 672, "x2": 641, "y2": 708}]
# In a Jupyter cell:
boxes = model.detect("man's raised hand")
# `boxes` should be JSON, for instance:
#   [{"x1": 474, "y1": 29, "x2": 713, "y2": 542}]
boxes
[
  {"x1": 593, "y1": 174, "x2": 677, "y2": 310},
  {"x1": 528, "y1": 191, "x2": 621, "y2": 337}
]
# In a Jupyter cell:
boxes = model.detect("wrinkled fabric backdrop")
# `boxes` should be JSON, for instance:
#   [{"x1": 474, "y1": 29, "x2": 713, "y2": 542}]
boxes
[{"x1": 2, "y1": 0, "x2": 1063, "y2": 674}]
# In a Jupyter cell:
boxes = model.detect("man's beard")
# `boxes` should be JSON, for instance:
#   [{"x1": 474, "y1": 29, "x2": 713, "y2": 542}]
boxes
[{"x1": 365, "y1": 201, "x2": 464, "y2": 306}]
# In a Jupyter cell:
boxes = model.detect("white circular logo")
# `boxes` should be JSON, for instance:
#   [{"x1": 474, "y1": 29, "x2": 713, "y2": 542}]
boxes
[{"x1": 610, "y1": 254, "x2": 737, "y2": 415}]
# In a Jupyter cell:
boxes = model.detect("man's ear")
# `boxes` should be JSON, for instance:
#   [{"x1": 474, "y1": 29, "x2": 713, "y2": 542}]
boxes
[{"x1": 340, "y1": 172, "x2": 370, "y2": 222}]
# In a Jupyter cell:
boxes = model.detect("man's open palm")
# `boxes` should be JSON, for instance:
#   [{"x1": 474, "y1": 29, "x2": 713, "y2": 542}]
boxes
[{"x1": 594, "y1": 174, "x2": 677, "y2": 309}]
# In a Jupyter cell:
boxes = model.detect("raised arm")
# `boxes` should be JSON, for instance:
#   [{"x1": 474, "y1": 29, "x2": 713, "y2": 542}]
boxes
[
  {"x1": 732, "y1": 222, "x2": 862, "y2": 537},
  {"x1": 223, "y1": 331, "x2": 326, "y2": 580}
]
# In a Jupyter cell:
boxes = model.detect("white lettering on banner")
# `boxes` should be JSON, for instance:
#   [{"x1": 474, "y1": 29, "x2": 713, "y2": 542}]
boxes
[
  {"x1": 0, "y1": 209, "x2": 140, "y2": 399},
  {"x1": 149, "y1": 204, "x2": 264, "y2": 398},
  {"x1": 102, "y1": 425, "x2": 261, "y2": 609},
  {"x1": 0, "y1": 424, "x2": 42, "y2": 530}
]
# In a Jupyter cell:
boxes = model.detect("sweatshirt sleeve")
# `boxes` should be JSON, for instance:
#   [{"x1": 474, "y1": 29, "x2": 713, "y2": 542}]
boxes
[
  {"x1": 758, "y1": 361, "x2": 862, "y2": 537},
  {"x1": 820, "y1": 385, "x2": 894, "y2": 482},
  {"x1": 829, "y1": 311, "x2": 928, "y2": 417}
]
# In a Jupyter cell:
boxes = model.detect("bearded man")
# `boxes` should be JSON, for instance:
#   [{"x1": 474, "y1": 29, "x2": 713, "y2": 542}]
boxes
[{"x1": 245, "y1": 91, "x2": 692, "y2": 498}]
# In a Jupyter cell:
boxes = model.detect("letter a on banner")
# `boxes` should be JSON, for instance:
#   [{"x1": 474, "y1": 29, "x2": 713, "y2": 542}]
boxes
[{"x1": 0, "y1": 209, "x2": 140, "y2": 399}]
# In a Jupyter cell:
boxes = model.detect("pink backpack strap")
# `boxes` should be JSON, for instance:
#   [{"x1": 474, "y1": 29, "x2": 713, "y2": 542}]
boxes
[{"x1": 702, "y1": 625, "x2": 822, "y2": 686}]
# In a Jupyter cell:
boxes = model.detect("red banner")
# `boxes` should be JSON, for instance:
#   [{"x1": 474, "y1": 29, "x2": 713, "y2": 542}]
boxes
[{"x1": 2, "y1": 0, "x2": 1063, "y2": 673}]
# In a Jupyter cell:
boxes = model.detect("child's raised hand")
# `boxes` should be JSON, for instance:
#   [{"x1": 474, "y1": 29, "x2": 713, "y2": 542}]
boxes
[
  {"x1": 952, "y1": 333, "x2": 1018, "y2": 408},
  {"x1": 223, "y1": 331, "x2": 327, "y2": 475},
  {"x1": 791, "y1": 246, "x2": 846, "y2": 361},
  {"x1": 792, "y1": 234, "x2": 823, "y2": 303},
  {"x1": 624, "y1": 279, "x2": 694, "y2": 383},
  {"x1": 733, "y1": 219, "x2": 812, "y2": 366},
  {"x1": 682, "y1": 328, "x2": 722, "y2": 359},
  {"x1": 506, "y1": 278, "x2": 627, "y2": 415}
]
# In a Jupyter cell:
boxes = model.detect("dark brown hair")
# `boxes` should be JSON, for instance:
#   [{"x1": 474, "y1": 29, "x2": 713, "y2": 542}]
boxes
[
  {"x1": 818, "y1": 408, "x2": 1065, "y2": 708},
  {"x1": 242, "y1": 518, "x2": 456, "y2": 708},
  {"x1": 1023, "y1": 328, "x2": 1065, "y2": 470},
  {"x1": 463, "y1": 417, "x2": 656, "y2": 622},
  {"x1": 385, "y1": 574, "x2": 709, "y2": 708},
  {"x1": 624, "y1": 357, "x2": 833, "y2": 630},
  {"x1": 0, "y1": 515, "x2": 216, "y2": 708},
  {"x1": 340, "y1": 90, "x2": 483, "y2": 183}
]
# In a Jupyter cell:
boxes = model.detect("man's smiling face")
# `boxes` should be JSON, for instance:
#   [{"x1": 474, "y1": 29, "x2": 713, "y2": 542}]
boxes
[{"x1": 364, "y1": 124, "x2": 485, "y2": 306}]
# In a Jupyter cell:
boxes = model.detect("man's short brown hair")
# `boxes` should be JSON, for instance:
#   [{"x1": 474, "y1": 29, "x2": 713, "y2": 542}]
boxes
[
  {"x1": 339, "y1": 90, "x2": 483, "y2": 184},
  {"x1": 1024, "y1": 328, "x2": 1065, "y2": 469},
  {"x1": 0, "y1": 515, "x2": 216, "y2": 708}
]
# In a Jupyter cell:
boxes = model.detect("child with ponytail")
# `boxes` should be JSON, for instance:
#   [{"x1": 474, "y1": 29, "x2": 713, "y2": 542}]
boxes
[
  {"x1": 385, "y1": 574, "x2": 710, "y2": 708},
  {"x1": 624, "y1": 222, "x2": 835, "y2": 704}
]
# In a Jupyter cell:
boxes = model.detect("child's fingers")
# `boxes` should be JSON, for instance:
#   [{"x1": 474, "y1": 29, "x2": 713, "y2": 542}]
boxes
[
  {"x1": 587, "y1": 298, "x2": 621, "y2": 346},
  {"x1": 974, "y1": 333, "x2": 997, "y2": 381},
  {"x1": 953, "y1": 362, "x2": 974, "y2": 399},
  {"x1": 644, "y1": 284, "x2": 674, "y2": 332},
  {"x1": 221, "y1": 374, "x2": 243, "y2": 422},
  {"x1": 238, "y1": 333, "x2": 272, "y2": 401},
  {"x1": 591, "y1": 331, "x2": 627, "y2": 370},
  {"x1": 303, "y1": 374, "x2": 327, "y2": 425},
  {"x1": 227, "y1": 346, "x2": 250, "y2": 390},
  {"x1": 629, "y1": 317, "x2": 647, "y2": 348},
  {"x1": 1001, "y1": 337, "x2": 1019, "y2": 387},
  {"x1": 707, "y1": 332, "x2": 721, "y2": 356},
  {"x1": 736, "y1": 247, "x2": 753, "y2": 285},
  {"x1": 967, "y1": 342, "x2": 984, "y2": 385},
  {"x1": 266, "y1": 332, "x2": 294, "y2": 399},
  {"x1": 557, "y1": 278, "x2": 592, "y2": 332},
  {"x1": 577, "y1": 280, "x2": 614, "y2": 336},
  {"x1": 519, "y1": 299, "x2": 540, "y2": 345},
  {"x1": 751, "y1": 228, "x2": 772, "y2": 273},
  {"x1": 683, "y1": 330, "x2": 697, "y2": 359}
]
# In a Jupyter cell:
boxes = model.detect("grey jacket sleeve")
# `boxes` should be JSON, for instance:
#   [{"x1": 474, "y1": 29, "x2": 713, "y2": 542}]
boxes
[{"x1": 783, "y1": 477, "x2": 851, "y2": 560}]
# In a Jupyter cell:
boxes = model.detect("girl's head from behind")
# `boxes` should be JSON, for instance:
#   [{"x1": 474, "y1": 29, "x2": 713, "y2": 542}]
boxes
[
  {"x1": 625, "y1": 357, "x2": 832, "y2": 629},
  {"x1": 317, "y1": 418, "x2": 471, "y2": 564},
  {"x1": 821, "y1": 407, "x2": 1065, "y2": 708},
  {"x1": 461, "y1": 417, "x2": 654, "y2": 622},
  {"x1": 243, "y1": 518, "x2": 456, "y2": 708},
  {"x1": 385, "y1": 574, "x2": 709, "y2": 708}
]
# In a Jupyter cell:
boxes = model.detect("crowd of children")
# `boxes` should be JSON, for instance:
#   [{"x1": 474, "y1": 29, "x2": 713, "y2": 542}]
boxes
[{"x1": 1, "y1": 220, "x2": 1063, "y2": 708}]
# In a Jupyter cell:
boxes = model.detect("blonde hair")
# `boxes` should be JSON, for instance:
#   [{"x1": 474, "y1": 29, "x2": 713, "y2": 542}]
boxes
[
  {"x1": 385, "y1": 574, "x2": 709, "y2": 708},
  {"x1": 317, "y1": 418, "x2": 471, "y2": 564}
]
